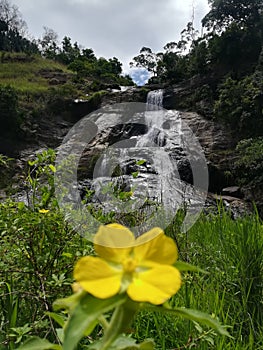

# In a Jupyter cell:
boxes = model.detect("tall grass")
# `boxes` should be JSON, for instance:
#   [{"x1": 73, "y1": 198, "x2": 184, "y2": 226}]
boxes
[{"x1": 134, "y1": 210, "x2": 263, "y2": 349}]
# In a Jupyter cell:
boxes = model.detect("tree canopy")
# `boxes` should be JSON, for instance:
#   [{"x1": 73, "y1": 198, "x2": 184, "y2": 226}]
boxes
[{"x1": 202, "y1": 0, "x2": 263, "y2": 32}]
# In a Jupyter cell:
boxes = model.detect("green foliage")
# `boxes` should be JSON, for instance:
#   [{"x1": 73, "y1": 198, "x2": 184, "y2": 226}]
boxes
[
  {"x1": 0, "y1": 84, "x2": 21, "y2": 135},
  {"x1": 18, "y1": 267, "x2": 227, "y2": 350},
  {"x1": 214, "y1": 75, "x2": 263, "y2": 136},
  {"x1": 38, "y1": 27, "x2": 59, "y2": 60},
  {"x1": 0, "y1": 26, "x2": 38, "y2": 54},
  {"x1": 26, "y1": 149, "x2": 57, "y2": 209},
  {"x1": 206, "y1": 24, "x2": 262, "y2": 74},
  {"x1": 0, "y1": 151, "x2": 262, "y2": 349},
  {"x1": 234, "y1": 137, "x2": 263, "y2": 186},
  {"x1": 0, "y1": 0, "x2": 38, "y2": 54},
  {"x1": 68, "y1": 54, "x2": 125, "y2": 85},
  {"x1": 0, "y1": 154, "x2": 12, "y2": 167},
  {"x1": 56, "y1": 36, "x2": 81, "y2": 65},
  {"x1": 0, "y1": 150, "x2": 93, "y2": 348},
  {"x1": 202, "y1": 0, "x2": 263, "y2": 33},
  {"x1": 0, "y1": 53, "x2": 70, "y2": 93},
  {"x1": 134, "y1": 211, "x2": 263, "y2": 349},
  {"x1": 130, "y1": 47, "x2": 162, "y2": 76}
]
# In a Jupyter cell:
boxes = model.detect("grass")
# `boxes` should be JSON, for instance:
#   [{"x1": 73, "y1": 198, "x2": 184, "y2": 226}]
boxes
[
  {"x1": 133, "y1": 210, "x2": 263, "y2": 349},
  {"x1": 0, "y1": 184, "x2": 262, "y2": 349},
  {"x1": 0, "y1": 52, "x2": 71, "y2": 93}
]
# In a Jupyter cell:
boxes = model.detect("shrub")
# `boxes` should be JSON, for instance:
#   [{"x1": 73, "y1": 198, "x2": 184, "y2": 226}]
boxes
[
  {"x1": 0, "y1": 85, "x2": 21, "y2": 135},
  {"x1": 214, "y1": 75, "x2": 263, "y2": 137},
  {"x1": 234, "y1": 137, "x2": 263, "y2": 186}
]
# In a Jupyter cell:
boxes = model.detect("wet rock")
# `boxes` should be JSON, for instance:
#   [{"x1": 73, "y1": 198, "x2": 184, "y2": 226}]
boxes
[{"x1": 222, "y1": 186, "x2": 243, "y2": 198}]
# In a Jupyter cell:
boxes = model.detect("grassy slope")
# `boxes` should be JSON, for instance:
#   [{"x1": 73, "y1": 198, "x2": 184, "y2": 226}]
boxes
[{"x1": 0, "y1": 52, "x2": 71, "y2": 93}]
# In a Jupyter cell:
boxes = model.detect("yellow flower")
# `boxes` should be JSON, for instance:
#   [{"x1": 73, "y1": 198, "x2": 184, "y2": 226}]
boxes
[
  {"x1": 39, "y1": 209, "x2": 49, "y2": 214},
  {"x1": 74, "y1": 224, "x2": 181, "y2": 305}
]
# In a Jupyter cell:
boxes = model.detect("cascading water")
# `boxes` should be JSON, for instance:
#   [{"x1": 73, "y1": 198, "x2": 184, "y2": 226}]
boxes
[
  {"x1": 137, "y1": 90, "x2": 165, "y2": 147},
  {"x1": 146, "y1": 89, "x2": 163, "y2": 110},
  {"x1": 77, "y1": 91, "x2": 203, "y2": 232},
  {"x1": 135, "y1": 90, "x2": 184, "y2": 215}
]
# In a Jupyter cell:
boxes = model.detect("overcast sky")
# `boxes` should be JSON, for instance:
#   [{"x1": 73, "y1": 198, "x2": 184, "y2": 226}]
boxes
[{"x1": 12, "y1": 0, "x2": 210, "y2": 84}]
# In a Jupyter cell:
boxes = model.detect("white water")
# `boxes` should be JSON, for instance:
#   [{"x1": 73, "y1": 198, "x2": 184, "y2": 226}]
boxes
[
  {"x1": 146, "y1": 89, "x2": 163, "y2": 110},
  {"x1": 137, "y1": 90, "x2": 165, "y2": 147},
  {"x1": 85, "y1": 91, "x2": 198, "y2": 232}
]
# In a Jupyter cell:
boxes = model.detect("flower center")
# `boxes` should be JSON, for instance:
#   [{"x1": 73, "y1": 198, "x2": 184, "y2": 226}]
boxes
[{"x1": 122, "y1": 257, "x2": 137, "y2": 273}]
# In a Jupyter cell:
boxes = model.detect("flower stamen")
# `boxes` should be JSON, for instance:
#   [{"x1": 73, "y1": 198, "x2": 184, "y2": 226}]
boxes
[{"x1": 122, "y1": 257, "x2": 137, "y2": 273}]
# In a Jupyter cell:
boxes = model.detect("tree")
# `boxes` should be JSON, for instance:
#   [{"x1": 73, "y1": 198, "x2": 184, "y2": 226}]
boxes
[
  {"x1": 108, "y1": 57, "x2": 122, "y2": 75},
  {"x1": 130, "y1": 47, "x2": 162, "y2": 76},
  {"x1": 39, "y1": 26, "x2": 59, "y2": 59},
  {"x1": 0, "y1": 0, "x2": 38, "y2": 53},
  {"x1": 0, "y1": 0, "x2": 27, "y2": 34},
  {"x1": 57, "y1": 36, "x2": 81, "y2": 64},
  {"x1": 202, "y1": 0, "x2": 263, "y2": 33},
  {"x1": 82, "y1": 48, "x2": 95, "y2": 61}
]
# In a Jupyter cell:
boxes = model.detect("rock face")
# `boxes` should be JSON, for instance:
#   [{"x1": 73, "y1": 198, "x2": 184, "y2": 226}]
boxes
[
  {"x1": 161, "y1": 74, "x2": 223, "y2": 122},
  {"x1": 178, "y1": 111, "x2": 236, "y2": 193},
  {"x1": 1, "y1": 85, "x2": 256, "y2": 216},
  {"x1": 38, "y1": 68, "x2": 73, "y2": 85},
  {"x1": 71, "y1": 100, "x2": 250, "y2": 220}
]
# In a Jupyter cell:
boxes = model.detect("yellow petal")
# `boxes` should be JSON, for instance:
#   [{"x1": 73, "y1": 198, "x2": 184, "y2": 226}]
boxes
[
  {"x1": 127, "y1": 265, "x2": 181, "y2": 304},
  {"x1": 134, "y1": 228, "x2": 178, "y2": 265},
  {"x1": 94, "y1": 224, "x2": 135, "y2": 263},
  {"x1": 39, "y1": 209, "x2": 49, "y2": 214},
  {"x1": 74, "y1": 256, "x2": 122, "y2": 298}
]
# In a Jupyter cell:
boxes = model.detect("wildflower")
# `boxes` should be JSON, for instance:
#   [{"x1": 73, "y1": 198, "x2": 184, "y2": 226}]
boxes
[
  {"x1": 74, "y1": 224, "x2": 181, "y2": 305},
  {"x1": 39, "y1": 209, "x2": 49, "y2": 214}
]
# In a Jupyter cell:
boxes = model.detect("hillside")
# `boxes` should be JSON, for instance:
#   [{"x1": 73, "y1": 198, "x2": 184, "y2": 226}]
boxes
[{"x1": 0, "y1": 52, "x2": 72, "y2": 93}]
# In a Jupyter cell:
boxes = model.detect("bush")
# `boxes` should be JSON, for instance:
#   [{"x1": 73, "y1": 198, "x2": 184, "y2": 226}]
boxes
[
  {"x1": 0, "y1": 85, "x2": 21, "y2": 135},
  {"x1": 234, "y1": 137, "x2": 263, "y2": 186},
  {"x1": 214, "y1": 75, "x2": 263, "y2": 137}
]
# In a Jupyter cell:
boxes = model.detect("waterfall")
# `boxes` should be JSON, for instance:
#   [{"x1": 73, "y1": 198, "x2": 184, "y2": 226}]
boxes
[
  {"x1": 137, "y1": 90, "x2": 165, "y2": 147},
  {"x1": 146, "y1": 89, "x2": 163, "y2": 110},
  {"x1": 77, "y1": 94, "x2": 202, "y2": 233}
]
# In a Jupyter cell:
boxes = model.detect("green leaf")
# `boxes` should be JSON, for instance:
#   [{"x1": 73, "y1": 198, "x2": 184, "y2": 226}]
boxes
[
  {"x1": 55, "y1": 328, "x2": 64, "y2": 344},
  {"x1": 53, "y1": 291, "x2": 86, "y2": 312},
  {"x1": 87, "y1": 336, "x2": 154, "y2": 350},
  {"x1": 132, "y1": 171, "x2": 139, "y2": 179},
  {"x1": 63, "y1": 293, "x2": 127, "y2": 350},
  {"x1": 136, "y1": 160, "x2": 146, "y2": 166},
  {"x1": 49, "y1": 165, "x2": 56, "y2": 173},
  {"x1": 112, "y1": 336, "x2": 154, "y2": 350},
  {"x1": 28, "y1": 160, "x2": 36, "y2": 166},
  {"x1": 45, "y1": 312, "x2": 65, "y2": 328},
  {"x1": 17, "y1": 202, "x2": 25, "y2": 210},
  {"x1": 174, "y1": 261, "x2": 208, "y2": 274},
  {"x1": 143, "y1": 305, "x2": 230, "y2": 337},
  {"x1": 138, "y1": 340, "x2": 155, "y2": 350},
  {"x1": 16, "y1": 336, "x2": 61, "y2": 350},
  {"x1": 62, "y1": 252, "x2": 73, "y2": 258}
]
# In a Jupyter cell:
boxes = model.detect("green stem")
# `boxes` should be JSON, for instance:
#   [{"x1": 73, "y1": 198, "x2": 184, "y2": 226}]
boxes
[
  {"x1": 100, "y1": 306, "x2": 124, "y2": 350},
  {"x1": 100, "y1": 299, "x2": 139, "y2": 350},
  {"x1": 98, "y1": 315, "x2": 110, "y2": 330}
]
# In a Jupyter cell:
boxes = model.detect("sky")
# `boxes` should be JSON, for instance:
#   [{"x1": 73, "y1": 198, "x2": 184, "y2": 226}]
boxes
[{"x1": 12, "y1": 0, "x2": 210, "y2": 84}]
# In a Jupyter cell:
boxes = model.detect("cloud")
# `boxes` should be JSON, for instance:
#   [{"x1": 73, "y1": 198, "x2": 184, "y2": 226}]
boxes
[
  {"x1": 12, "y1": 0, "x2": 210, "y2": 71},
  {"x1": 129, "y1": 68, "x2": 150, "y2": 86}
]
